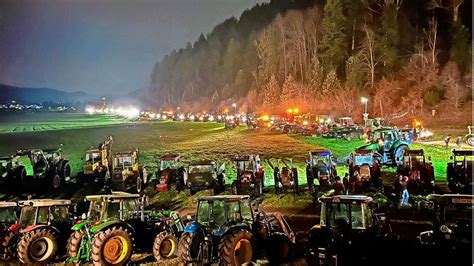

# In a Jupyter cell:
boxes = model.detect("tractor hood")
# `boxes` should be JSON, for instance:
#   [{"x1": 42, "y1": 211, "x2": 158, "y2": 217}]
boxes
[
  {"x1": 356, "y1": 143, "x2": 379, "y2": 152},
  {"x1": 184, "y1": 221, "x2": 200, "y2": 233}
]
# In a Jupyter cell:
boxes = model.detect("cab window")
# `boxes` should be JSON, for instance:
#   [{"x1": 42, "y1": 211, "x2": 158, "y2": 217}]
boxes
[
  {"x1": 51, "y1": 206, "x2": 69, "y2": 222},
  {"x1": 240, "y1": 201, "x2": 253, "y2": 222},
  {"x1": 36, "y1": 207, "x2": 49, "y2": 224},
  {"x1": 227, "y1": 201, "x2": 241, "y2": 223}
]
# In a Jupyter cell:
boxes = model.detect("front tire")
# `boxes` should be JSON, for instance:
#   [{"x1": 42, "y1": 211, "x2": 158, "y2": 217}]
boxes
[
  {"x1": 17, "y1": 229, "x2": 58, "y2": 264},
  {"x1": 91, "y1": 227, "x2": 133, "y2": 266},
  {"x1": 66, "y1": 230, "x2": 84, "y2": 261},
  {"x1": 153, "y1": 231, "x2": 178, "y2": 262},
  {"x1": 1, "y1": 231, "x2": 18, "y2": 261},
  {"x1": 219, "y1": 230, "x2": 254, "y2": 266},
  {"x1": 178, "y1": 232, "x2": 200, "y2": 263}
]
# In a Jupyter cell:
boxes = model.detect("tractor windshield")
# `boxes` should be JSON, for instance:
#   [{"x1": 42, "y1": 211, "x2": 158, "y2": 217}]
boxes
[
  {"x1": 237, "y1": 161, "x2": 255, "y2": 172},
  {"x1": 321, "y1": 203, "x2": 365, "y2": 230},
  {"x1": 88, "y1": 201, "x2": 104, "y2": 222},
  {"x1": 113, "y1": 156, "x2": 132, "y2": 168},
  {"x1": 197, "y1": 200, "x2": 226, "y2": 227},
  {"x1": 189, "y1": 165, "x2": 213, "y2": 174},
  {"x1": 19, "y1": 206, "x2": 37, "y2": 226},
  {"x1": 311, "y1": 156, "x2": 329, "y2": 168},
  {"x1": 0, "y1": 207, "x2": 16, "y2": 224},
  {"x1": 160, "y1": 160, "x2": 176, "y2": 170},
  {"x1": 86, "y1": 152, "x2": 101, "y2": 163}
]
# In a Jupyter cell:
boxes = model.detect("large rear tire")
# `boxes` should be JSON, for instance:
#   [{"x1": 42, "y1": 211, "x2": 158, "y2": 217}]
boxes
[
  {"x1": 178, "y1": 232, "x2": 200, "y2": 263},
  {"x1": 1, "y1": 231, "x2": 17, "y2": 261},
  {"x1": 219, "y1": 230, "x2": 254, "y2": 266},
  {"x1": 91, "y1": 227, "x2": 133, "y2": 266},
  {"x1": 61, "y1": 162, "x2": 72, "y2": 182},
  {"x1": 66, "y1": 230, "x2": 84, "y2": 261},
  {"x1": 393, "y1": 145, "x2": 409, "y2": 166},
  {"x1": 153, "y1": 231, "x2": 178, "y2": 262},
  {"x1": 17, "y1": 229, "x2": 58, "y2": 264}
]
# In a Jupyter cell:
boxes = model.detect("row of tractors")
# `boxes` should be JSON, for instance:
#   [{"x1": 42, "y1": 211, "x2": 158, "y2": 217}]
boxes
[
  {"x1": 0, "y1": 193, "x2": 297, "y2": 265},
  {"x1": 1, "y1": 192, "x2": 471, "y2": 265}
]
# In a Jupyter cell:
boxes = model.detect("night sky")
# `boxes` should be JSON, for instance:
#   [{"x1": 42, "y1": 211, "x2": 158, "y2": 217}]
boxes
[{"x1": 0, "y1": 0, "x2": 266, "y2": 95}]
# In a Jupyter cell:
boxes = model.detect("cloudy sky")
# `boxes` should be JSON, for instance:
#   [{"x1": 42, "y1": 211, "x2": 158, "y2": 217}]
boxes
[{"x1": 0, "y1": 0, "x2": 266, "y2": 95}]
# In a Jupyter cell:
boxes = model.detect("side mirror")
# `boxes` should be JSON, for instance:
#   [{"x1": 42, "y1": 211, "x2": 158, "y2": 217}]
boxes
[{"x1": 81, "y1": 213, "x2": 87, "y2": 220}]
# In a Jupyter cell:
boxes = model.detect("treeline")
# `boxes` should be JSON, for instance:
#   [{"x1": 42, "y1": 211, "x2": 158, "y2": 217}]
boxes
[{"x1": 148, "y1": 0, "x2": 472, "y2": 125}]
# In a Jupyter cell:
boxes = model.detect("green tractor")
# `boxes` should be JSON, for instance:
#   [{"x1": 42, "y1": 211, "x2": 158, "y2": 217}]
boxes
[
  {"x1": 66, "y1": 192, "x2": 184, "y2": 265},
  {"x1": 306, "y1": 195, "x2": 397, "y2": 266},
  {"x1": 357, "y1": 127, "x2": 409, "y2": 166},
  {"x1": 0, "y1": 202, "x2": 18, "y2": 261},
  {"x1": 178, "y1": 195, "x2": 296, "y2": 265}
]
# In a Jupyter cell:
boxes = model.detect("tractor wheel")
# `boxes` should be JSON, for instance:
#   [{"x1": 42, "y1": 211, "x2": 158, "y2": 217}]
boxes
[
  {"x1": 153, "y1": 231, "x2": 178, "y2": 262},
  {"x1": 178, "y1": 232, "x2": 200, "y2": 263},
  {"x1": 66, "y1": 230, "x2": 84, "y2": 260},
  {"x1": 393, "y1": 145, "x2": 409, "y2": 166},
  {"x1": 266, "y1": 233, "x2": 292, "y2": 263},
  {"x1": 14, "y1": 166, "x2": 26, "y2": 187},
  {"x1": 17, "y1": 228, "x2": 58, "y2": 264},
  {"x1": 294, "y1": 231, "x2": 309, "y2": 258},
  {"x1": 219, "y1": 229, "x2": 254, "y2": 266},
  {"x1": 135, "y1": 175, "x2": 143, "y2": 193},
  {"x1": 61, "y1": 162, "x2": 72, "y2": 182},
  {"x1": 1, "y1": 231, "x2": 17, "y2": 261},
  {"x1": 91, "y1": 226, "x2": 133, "y2": 266},
  {"x1": 51, "y1": 174, "x2": 62, "y2": 189},
  {"x1": 142, "y1": 168, "x2": 148, "y2": 184},
  {"x1": 466, "y1": 136, "x2": 473, "y2": 147}
]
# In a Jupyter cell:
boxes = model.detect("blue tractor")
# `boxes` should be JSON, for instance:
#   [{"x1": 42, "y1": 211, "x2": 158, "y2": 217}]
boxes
[
  {"x1": 178, "y1": 195, "x2": 296, "y2": 265},
  {"x1": 306, "y1": 149, "x2": 337, "y2": 191}
]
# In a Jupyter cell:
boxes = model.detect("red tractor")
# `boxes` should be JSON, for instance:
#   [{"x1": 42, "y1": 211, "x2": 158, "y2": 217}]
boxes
[
  {"x1": 267, "y1": 159, "x2": 299, "y2": 194},
  {"x1": 231, "y1": 154, "x2": 265, "y2": 196},
  {"x1": 155, "y1": 154, "x2": 185, "y2": 192},
  {"x1": 396, "y1": 149, "x2": 435, "y2": 194}
]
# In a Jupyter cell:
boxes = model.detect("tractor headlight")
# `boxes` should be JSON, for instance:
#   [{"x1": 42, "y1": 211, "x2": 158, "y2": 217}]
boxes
[{"x1": 440, "y1": 225, "x2": 451, "y2": 234}]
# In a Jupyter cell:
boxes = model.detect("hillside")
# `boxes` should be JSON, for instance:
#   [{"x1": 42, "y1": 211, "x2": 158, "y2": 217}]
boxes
[
  {"x1": 0, "y1": 84, "x2": 94, "y2": 104},
  {"x1": 147, "y1": 0, "x2": 472, "y2": 126}
]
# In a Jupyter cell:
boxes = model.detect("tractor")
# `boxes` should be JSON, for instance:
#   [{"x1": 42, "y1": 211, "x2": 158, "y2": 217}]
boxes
[
  {"x1": 0, "y1": 155, "x2": 26, "y2": 187},
  {"x1": 155, "y1": 154, "x2": 185, "y2": 192},
  {"x1": 2, "y1": 199, "x2": 74, "y2": 264},
  {"x1": 66, "y1": 192, "x2": 184, "y2": 265},
  {"x1": 186, "y1": 160, "x2": 226, "y2": 195},
  {"x1": 178, "y1": 195, "x2": 296, "y2": 265},
  {"x1": 15, "y1": 147, "x2": 71, "y2": 190},
  {"x1": 356, "y1": 127, "x2": 410, "y2": 166},
  {"x1": 231, "y1": 154, "x2": 265, "y2": 196},
  {"x1": 464, "y1": 126, "x2": 473, "y2": 147},
  {"x1": 418, "y1": 194, "x2": 472, "y2": 253},
  {"x1": 349, "y1": 150, "x2": 382, "y2": 191},
  {"x1": 0, "y1": 202, "x2": 18, "y2": 261},
  {"x1": 447, "y1": 149, "x2": 473, "y2": 194},
  {"x1": 396, "y1": 149, "x2": 435, "y2": 194},
  {"x1": 77, "y1": 137, "x2": 113, "y2": 184},
  {"x1": 109, "y1": 149, "x2": 147, "y2": 193},
  {"x1": 267, "y1": 159, "x2": 299, "y2": 193},
  {"x1": 306, "y1": 149, "x2": 337, "y2": 191},
  {"x1": 306, "y1": 195, "x2": 397, "y2": 266}
]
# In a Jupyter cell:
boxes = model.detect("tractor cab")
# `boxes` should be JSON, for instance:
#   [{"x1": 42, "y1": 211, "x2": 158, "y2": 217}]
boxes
[
  {"x1": 447, "y1": 149, "x2": 473, "y2": 193},
  {"x1": 112, "y1": 151, "x2": 137, "y2": 170},
  {"x1": 349, "y1": 150, "x2": 381, "y2": 189},
  {"x1": 0, "y1": 202, "x2": 18, "y2": 230},
  {"x1": 84, "y1": 193, "x2": 143, "y2": 223},
  {"x1": 42, "y1": 148, "x2": 63, "y2": 164},
  {"x1": 232, "y1": 155, "x2": 264, "y2": 195},
  {"x1": 358, "y1": 127, "x2": 409, "y2": 166},
  {"x1": 318, "y1": 195, "x2": 375, "y2": 231},
  {"x1": 419, "y1": 194, "x2": 473, "y2": 249},
  {"x1": 397, "y1": 149, "x2": 434, "y2": 194},
  {"x1": 110, "y1": 150, "x2": 147, "y2": 193},
  {"x1": 17, "y1": 199, "x2": 72, "y2": 228},
  {"x1": 186, "y1": 161, "x2": 225, "y2": 194},
  {"x1": 156, "y1": 154, "x2": 185, "y2": 192},
  {"x1": 338, "y1": 117, "x2": 353, "y2": 127},
  {"x1": 306, "y1": 149, "x2": 337, "y2": 190},
  {"x1": 83, "y1": 149, "x2": 102, "y2": 173}
]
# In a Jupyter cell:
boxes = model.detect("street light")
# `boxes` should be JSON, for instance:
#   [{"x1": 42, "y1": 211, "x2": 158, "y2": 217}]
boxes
[{"x1": 361, "y1": 97, "x2": 369, "y2": 127}]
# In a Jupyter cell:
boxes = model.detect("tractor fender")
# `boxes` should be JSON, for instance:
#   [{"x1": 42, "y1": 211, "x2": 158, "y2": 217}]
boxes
[
  {"x1": 91, "y1": 221, "x2": 136, "y2": 236},
  {"x1": 389, "y1": 141, "x2": 409, "y2": 152},
  {"x1": 21, "y1": 224, "x2": 60, "y2": 236},
  {"x1": 71, "y1": 220, "x2": 90, "y2": 231}
]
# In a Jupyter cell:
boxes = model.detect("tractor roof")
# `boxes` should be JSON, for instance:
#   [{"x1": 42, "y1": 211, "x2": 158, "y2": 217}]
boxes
[
  {"x1": 426, "y1": 194, "x2": 474, "y2": 205},
  {"x1": 310, "y1": 149, "x2": 332, "y2": 156},
  {"x1": 198, "y1": 195, "x2": 250, "y2": 202},
  {"x1": 86, "y1": 192, "x2": 141, "y2": 201},
  {"x1": 0, "y1": 202, "x2": 17, "y2": 208},
  {"x1": 113, "y1": 151, "x2": 134, "y2": 156},
  {"x1": 42, "y1": 148, "x2": 61, "y2": 153},
  {"x1": 160, "y1": 154, "x2": 180, "y2": 160},
  {"x1": 403, "y1": 149, "x2": 425, "y2": 156},
  {"x1": 19, "y1": 199, "x2": 71, "y2": 207},
  {"x1": 189, "y1": 160, "x2": 215, "y2": 165},
  {"x1": 452, "y1": 149, "x2": 474, "y2": 156},
  {"x1": 86, "y1": 149, "x2": 101, "y2": 153},
  {"x1": 0, "y1": 156, "x2": 12, "y2": 161},
  {"x1": 233, "y1": 155, "x2": 259, "y2": 161},
  {"x1": 319, "y1": 195, "x2": 373, "y2": 204}
]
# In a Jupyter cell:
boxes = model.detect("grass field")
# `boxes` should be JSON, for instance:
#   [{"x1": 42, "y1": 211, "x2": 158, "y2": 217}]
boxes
[
  {"x1": 0, "y1": 112, "x2": 129, "y2": 133},
  {"x1": 0, "y1": 113, "x2": 469, "y2": 208}
]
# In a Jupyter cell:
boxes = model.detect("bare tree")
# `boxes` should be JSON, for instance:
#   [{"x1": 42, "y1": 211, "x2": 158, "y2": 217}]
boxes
[
  {"x1": 424, "y1": 17, "x2": 438, "y2": 65},
  {"x1": 361, "y1": 24, "x2": 379, "y2": 88}
]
